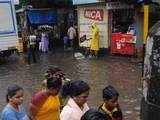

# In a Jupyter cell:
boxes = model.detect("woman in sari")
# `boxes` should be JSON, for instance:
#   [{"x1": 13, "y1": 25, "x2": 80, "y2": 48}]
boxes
[{"x1": 29, "y1": 68, "x2": 64, "y2": 120}]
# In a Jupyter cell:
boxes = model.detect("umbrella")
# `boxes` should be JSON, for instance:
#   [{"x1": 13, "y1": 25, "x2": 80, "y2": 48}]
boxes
[{"x1": 38, "y1": 25, "x2": 53, "y2": 30}]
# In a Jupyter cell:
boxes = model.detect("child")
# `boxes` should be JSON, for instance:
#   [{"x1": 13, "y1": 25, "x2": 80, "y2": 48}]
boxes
[
  {"x1": 63, "y1": 34, "x2": 69, "y2": 50},
  {"x1": 99, "y1": 85, "x2": 123, "y2": 120}
]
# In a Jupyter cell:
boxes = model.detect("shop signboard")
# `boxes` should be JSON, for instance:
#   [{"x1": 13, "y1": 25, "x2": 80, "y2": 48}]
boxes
[
  {"x1": 84, "y1": 9, "x2": 104, "y2": 21},
  {"x1": 78, "y1": 6, "x2": 108, "y2": 48},
  {"x1": 106, "y1": 2, "x2": 130, "y2": 10},
  {"x1": 73, "y1": 0, "x2": 104, "y2": 5}
]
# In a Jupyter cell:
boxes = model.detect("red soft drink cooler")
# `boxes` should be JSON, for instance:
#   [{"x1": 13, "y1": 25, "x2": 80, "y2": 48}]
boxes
[{"x1": 111, "y1": 33, "x2": 135, "y2": 55}]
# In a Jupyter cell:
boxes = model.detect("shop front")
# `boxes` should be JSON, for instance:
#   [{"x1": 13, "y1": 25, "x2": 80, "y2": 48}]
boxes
[
  {"x1": 106, "y1": 2, "x2": 137, "y2": 55},
  {"x1": 77, "y1": 4, "x2": 108, "y2": 49},
  {"x1": 74, "y1": 0, "x2": 143, "y2": 56},
  {"x1": 73, "y1": 0, "x2": 108, "y2": 50}
]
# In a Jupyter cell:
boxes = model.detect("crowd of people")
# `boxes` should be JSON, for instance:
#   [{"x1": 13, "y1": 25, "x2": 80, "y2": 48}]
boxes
[
  {"x1": 0, "y1": 67, "x2": 123, "y2": 120},
  {"x1": 27, "y1": 22, "x2": 102, "y2": 64},
  {"x1": 27, "y1": 24, "x2": 77, "y2": 64}
]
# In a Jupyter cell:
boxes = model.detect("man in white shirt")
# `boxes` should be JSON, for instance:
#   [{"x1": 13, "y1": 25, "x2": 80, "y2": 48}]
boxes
[
  {"x1": 67, "y1": 25, "x2": 76, "y2": 49},
  {"x1": 27, "y1": 32, "x2": 37, "y2": 64}
]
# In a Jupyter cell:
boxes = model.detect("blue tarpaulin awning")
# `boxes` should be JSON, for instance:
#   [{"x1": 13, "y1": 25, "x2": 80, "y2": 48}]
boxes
[{"x1": 27, "y1": 10, "x2": 57, "y2": 26}]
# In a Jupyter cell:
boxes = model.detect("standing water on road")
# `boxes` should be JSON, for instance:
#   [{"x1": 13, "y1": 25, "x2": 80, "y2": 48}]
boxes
[{"x1": 0, "y1": 52, "x2": 142, "y2": 120}]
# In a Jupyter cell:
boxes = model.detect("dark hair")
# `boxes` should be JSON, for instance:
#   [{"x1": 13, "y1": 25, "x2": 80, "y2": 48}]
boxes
[
  {"x1": 81, "y1": 109, "x2": 108, "y2": 120},
  {"x1": 6, "y1": 84, "x2": 23, "y2": 102},
  {"x1": 103, "y1": 85, "x2": 119, "y2": 100},
  {"x1": 45, "y1": 67, "x2": 65, "y2": 81},
  {"x1": 61, "y1": 80, "x2": 90, "y2": 98},
  {"x1": 47, "y1": 76, "x2": 62, "y2": 89}
]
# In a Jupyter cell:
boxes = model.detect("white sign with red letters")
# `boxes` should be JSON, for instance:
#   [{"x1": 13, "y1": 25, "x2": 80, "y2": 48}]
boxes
[
  {"x1": 77, "y1": 5, "x2": 109, "y2": 48},
  {"x1": 84, "y1": 9, "x2": 104, "y2": 21}
]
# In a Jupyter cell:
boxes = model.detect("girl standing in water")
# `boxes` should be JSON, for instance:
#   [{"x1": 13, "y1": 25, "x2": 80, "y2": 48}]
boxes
[{"x1": 40, "y1": 30, "x2": 49, "y2": 52}]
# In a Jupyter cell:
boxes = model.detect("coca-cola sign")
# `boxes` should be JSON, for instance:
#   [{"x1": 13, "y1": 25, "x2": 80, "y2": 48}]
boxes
[{"x1": 84, "y1": 9, "x2": 104, "y2": 21}]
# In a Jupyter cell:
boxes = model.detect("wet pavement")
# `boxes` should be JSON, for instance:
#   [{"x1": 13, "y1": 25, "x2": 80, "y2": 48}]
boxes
[{"x1": 0, "y1": 50, "x2": 142, "y2": 120}]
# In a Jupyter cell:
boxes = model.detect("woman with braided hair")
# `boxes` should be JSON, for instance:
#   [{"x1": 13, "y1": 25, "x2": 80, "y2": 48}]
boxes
[
  {"x1": 29, "y1": 67, "x2": 65, "y2": 120},
  {"x1": 42, "y1": 67, "x2": 66, "y2": 90}
]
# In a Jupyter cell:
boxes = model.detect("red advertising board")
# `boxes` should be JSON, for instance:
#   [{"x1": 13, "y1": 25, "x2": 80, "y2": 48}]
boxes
[{"x1": 111, "y1": 33, "x2": 135, "y2": 55}]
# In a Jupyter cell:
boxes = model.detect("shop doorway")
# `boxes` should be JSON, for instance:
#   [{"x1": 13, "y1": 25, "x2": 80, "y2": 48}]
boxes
[
  {"x1": 109, "y1": 8, "x2": 135, "y2": 34},
  {"x1": 108, "y1": 8, "x2": 136, "y2": 55}
]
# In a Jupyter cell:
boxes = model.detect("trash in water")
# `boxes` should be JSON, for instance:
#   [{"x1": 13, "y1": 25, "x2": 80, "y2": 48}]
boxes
[
  {"x1": 134, "y1": 106, "x2": 140, "y2": 111},
  {"x1": 74, "y1": 52, "x2": 85, "y2": 59},
  {"x1": 125, "y1": 111, "x2": 133, "y2": 114}
]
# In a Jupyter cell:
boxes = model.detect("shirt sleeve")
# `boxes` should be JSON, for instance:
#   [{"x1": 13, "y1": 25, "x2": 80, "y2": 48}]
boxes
[
  {"x1": 60, "y1": 106, "x2": 73, "y2": 120},
  {"x1": 31, "y1": 92, "x2": 48, "y2": 106},
  {"x1": 1, "y1": 111, "x2": 18, "y2": 120}
]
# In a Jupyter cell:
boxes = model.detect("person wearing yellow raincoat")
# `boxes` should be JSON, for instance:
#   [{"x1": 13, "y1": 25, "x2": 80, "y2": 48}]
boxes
[{"x1": 90, "y1": 23, "x2": 100, "y2": 58}]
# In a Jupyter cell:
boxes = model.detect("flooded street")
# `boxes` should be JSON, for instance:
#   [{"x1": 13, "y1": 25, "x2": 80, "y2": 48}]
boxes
[{"x1": 0, "y1": 51, "x2": 142, "y2": 120}]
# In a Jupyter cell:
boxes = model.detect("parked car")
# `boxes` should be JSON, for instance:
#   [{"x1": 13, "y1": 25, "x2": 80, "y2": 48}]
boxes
[{"x1": 0, "y1": 0, "x2": 18, "y2": 58}]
